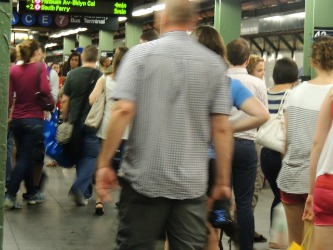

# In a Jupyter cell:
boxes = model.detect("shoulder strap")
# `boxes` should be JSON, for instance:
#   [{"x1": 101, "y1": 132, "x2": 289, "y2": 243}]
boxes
[
  {"x1": 74, "y1": 69, "x2": 100, "y2": 123},
  {"x1": 277, "y1": 90, "x2": 290, "y2": 115}
]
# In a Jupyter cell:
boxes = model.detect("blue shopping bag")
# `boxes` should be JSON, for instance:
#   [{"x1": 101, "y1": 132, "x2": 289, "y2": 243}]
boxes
[{"x1": 44, "y1": 110, "x2": 74, "y2": 168}]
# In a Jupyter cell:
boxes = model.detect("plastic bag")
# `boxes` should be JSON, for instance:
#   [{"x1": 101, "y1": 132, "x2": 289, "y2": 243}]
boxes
[
  {"x1": 288, "y1": 221, "x2": 313, "y2": 250},
  {"x1": 271, "y1": 203, "x2": 288, "y2": 247},
  {"x1": 44, "y1": 110, "x2": 74, "y2": 168}
]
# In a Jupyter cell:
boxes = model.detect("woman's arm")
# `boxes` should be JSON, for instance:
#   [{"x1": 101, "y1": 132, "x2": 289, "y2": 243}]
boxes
[
  {"x1": 232, "y1": 96, "x2": 269, "y2": 132},
  {"x1": 89, "y1": 75, "x2": 105, "y2": 105},
  {"x1": 303, "y1": 88, "x2": 333, "y2": 221},
  {"x1": 309, "y1": 88, "x2": 333, "y2": 194}
]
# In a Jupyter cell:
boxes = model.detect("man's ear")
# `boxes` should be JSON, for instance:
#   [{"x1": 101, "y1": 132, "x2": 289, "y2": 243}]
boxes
[{"x1": 244, "y1": 56, "x2": 250, "y2": 67}]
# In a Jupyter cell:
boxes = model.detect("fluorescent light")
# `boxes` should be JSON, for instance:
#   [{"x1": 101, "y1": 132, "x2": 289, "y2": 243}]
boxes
[
  {"x1": 132, "y1": 8, "x2": 153, "y2": 17},
  {"x1": 152, "y1": 3, "x2": 165, "y2": 12},
  {"x1": 132, "y1": 3, "x2": 165, "y2": 17},
  {"x1": 45, "y1": 43, "x2": 58, "y2": 48},
  {"x1": 118, "y1": 17, "x2": 127, "y2": 22},
  {"x1": 288, "y1": 12, "x2": 305, "y2": 19},
  {"x1": 50, "y1": 28, "x2": 87, "y2": 38}
]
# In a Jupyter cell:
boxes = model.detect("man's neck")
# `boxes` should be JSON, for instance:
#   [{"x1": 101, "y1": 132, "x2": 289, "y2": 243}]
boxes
[
  {"x1": 162, "y1": 24, "x2": 189, "y2": 34},
  {"x1": 82, "y1": 62, "x2": 96, "y2": 68}
]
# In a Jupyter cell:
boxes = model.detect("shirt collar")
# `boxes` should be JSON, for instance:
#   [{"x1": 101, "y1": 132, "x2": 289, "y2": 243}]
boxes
[{"x1": 227, "y1": 67, "x2": 248, "y2": 74}]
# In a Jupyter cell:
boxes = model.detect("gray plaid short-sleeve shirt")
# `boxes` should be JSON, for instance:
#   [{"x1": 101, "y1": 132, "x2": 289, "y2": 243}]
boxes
[{"x1": 113, "y1": 31, "x2": 231, "y2": 199}]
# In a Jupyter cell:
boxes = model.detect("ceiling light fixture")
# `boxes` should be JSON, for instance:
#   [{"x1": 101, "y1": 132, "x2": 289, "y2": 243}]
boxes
[
  {"x1": 118, "y1": 17, "x2": 127, "y2": 22},
  {"x1": 50, "y1": 27, "x2": 88, "y2": 38},
  {"x1": 132, "y1": 3, "x2": 165, "y2": 17},
  {"x1": 45, "y1": 43, "x2": 58, "y2": 48}
]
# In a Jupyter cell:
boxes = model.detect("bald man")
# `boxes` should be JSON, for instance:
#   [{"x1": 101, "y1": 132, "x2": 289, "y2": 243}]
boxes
[{"x1": 96, "y1": 0, "x2": 233, "y2": 249}]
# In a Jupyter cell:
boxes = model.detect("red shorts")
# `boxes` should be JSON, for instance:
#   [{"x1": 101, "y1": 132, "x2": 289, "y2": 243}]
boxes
[
  {"x1": 280, "y1": 191, "x2": 308, "y2": 205},
  {"x1": 313, "y1": 174, "x2": 333, "y2": 226}
]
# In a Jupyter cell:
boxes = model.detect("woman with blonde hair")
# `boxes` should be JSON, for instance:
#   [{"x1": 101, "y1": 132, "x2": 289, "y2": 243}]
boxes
[
  {"x1": 89, "y1": 46, "x2": 129, "y2": 215},
  {"x1": 247, "y1": 54, "x2": 265, "y2": 80}
]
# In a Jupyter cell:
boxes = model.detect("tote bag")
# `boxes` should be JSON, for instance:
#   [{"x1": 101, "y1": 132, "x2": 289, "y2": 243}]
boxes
[
  {"x1": 85, "y1": 77, "x2": 106, "y2": 128},
  {"x1": 256, "y1": 91, "x2": 290, "y2": 153}
]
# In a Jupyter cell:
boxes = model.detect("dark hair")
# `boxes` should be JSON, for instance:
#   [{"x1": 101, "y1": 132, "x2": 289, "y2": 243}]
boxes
[
  {"x1": 311, "y1": 36, "x2": 333, "y2": 71},
  {"x1": 226, "y1": 38, "x2": 250, "y2": 66},
  {"x1": 112, "y1": 46, "x2": 129, "y2": 77},
  {"x1": 82, "y1": 45, "x2": 98, "y2": 62},
  {"x1": 191, "y1": 25, "x2": 228, "y2": 62},
  {"x1": 140, "y1": 29, "x2": 159, "y2": 42},
  {"x1": 40, "y1": 43, "x2": 46, "y2": 53},
  {"x1": 273, "y1": 58, "x2": 299, "y2": 84},
  {"x1": 10, "y1": 47, "x2": 17, "y2": 63},
  {"x1": 67, "y1": 52, "x2": 82, "y2": 67},
  {"x1": 17, "y1": 39, "x2": 41, "y2": 64}
]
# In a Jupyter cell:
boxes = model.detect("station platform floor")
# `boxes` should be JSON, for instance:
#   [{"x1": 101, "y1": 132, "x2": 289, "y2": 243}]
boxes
[{"x1": 4, "y1": 160, "x2": 276, "y2": 250}]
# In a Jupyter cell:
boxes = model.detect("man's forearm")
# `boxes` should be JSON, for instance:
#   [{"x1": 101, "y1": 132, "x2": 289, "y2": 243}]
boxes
[
  {"x1": 61, "y1": 99, "x2": 69, "y2": 121},
  {"x1": 213, "y1": 120, "x2": 233, "y2": 187}
]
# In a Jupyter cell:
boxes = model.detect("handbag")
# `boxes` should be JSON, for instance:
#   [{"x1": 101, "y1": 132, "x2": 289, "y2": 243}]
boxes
[
  {"x1": 84, "y1": 76, "x2": 106, "y2": 128},
  {"x1": 56, "y1": 121, "x2": 74, "y2": 144},
  {"x1": 255, "y1": 91, "x2": 290, "y2": 153},
  {"x1": 35, "y1": 63, "x2": 55, "y2": 112}
]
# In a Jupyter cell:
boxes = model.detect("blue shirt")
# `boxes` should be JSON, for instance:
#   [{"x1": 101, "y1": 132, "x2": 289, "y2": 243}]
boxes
[{"x1": 209, "y1": 78, "x2": 253, "y2": 159}]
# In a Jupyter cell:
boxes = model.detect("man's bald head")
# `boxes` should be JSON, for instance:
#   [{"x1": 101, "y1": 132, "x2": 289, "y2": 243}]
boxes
[{"x1": 163, "y1": 0, "x2": 197, "y2": 26}]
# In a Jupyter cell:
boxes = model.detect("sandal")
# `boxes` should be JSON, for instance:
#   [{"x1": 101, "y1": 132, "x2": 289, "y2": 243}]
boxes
[
  {"x1": 95, "y1": 202, "x2": 104, "y2": 215},
  {"x1": 254, "y1": 233, "x2": 267, "y2": 242}
]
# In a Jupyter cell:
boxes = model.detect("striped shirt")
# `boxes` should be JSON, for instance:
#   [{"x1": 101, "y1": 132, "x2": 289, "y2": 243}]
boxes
[
  {"x1": 227, "y1": 68, "x2": 268, "y2": 140},
  {"x1": 277, "y1": 82, "x2": 333, "y2": 194},
  {"x1": 113, "y1": 31, "x2": 231, "y2": 199},
  {"x1": 267, "y1": 89, "x2": 288, "y2": 114}
]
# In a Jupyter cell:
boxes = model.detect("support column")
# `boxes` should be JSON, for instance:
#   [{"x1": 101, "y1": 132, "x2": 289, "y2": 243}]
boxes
[
  {"x1": 78, "y1": 33, "x2": 92, "y2": 49},
  {"x1": 63, "y1": 37, "x2": 75, "y2": 61},
  {"x1": 125, "y1": 22, "x2": 142, "y2": 48},
  {"x1": 214, "y1": 0, "x2": 242, "y2": 45},
  {"x1": 303, "y1": 0, "x2": 332, "y2": 78},
  {"x1": 99, "y1": 30, "x2": 114, "y2": 51},
  {"x1": 0, "y1": 1, "x2": 12, "y2": 247}
]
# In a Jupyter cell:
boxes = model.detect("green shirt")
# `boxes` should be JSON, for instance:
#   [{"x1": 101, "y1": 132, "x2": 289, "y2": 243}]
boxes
[{"x1": 63, "y1": 67, "x2": 102, "y2": 124}]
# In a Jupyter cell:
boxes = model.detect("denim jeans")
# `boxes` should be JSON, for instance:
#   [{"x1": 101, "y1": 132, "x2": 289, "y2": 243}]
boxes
[
  {"x1": 260, "y1": 147, "x2": 282, "y2": 226},
  {"x1": 6, "y1": 129, "x2": 14, "y2": 188},
  {"x1": 70, "y1": 127, "x2": 100, "y2": 199},
  {"x1": 7, "y1": 118, "x2": 44, "y2": 196},
  {"x1": 232, "y1": 138, "x2": 257, "y2": 250}
]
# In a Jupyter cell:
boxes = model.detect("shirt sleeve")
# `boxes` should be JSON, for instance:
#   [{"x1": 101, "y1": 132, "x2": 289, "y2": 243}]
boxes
[
  {"x1": 63, "y1": 73, "x2": 72, "y2": 96},
  {"x1": 210, "y1": 61, "x2": 232, "y2": 115},
  {"x1": 49, "y1": 68, "x2": 59, "y2": 102},
  {"x1": 231, "y1": 78, "x2": 253, "y2": 109}
]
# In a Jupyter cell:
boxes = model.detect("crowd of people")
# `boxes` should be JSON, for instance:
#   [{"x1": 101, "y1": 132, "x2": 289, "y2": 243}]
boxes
[{"x1": 5, "y1": 0, "x2": 333, "y2": 249}]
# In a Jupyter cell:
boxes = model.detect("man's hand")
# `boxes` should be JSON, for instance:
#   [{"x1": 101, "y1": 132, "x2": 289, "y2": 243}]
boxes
[
  {"x1": 210, "y1": 184, "x2": 232, "y2": 201},
  {"x1": 302, "y1": 194, "x2": 313, "y2": 222},
  {"x1": 96, "y1": 167, "x2": 119, "y2": 202}
]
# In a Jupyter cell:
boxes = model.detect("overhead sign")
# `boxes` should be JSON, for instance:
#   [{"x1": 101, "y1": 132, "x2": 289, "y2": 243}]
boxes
[
  {"x1": 12, "y1": 11, "x2": 119, "y2": 31},
  {"x1": 18, "y1": 0, "x2": 131, "y2": 16},
  {"x1": 314, "y1": 27, "x2": 333, "y2": 38}
]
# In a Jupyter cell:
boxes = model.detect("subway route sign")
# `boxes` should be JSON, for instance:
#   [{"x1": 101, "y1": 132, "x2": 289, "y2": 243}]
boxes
[{"x1": 17, "y1": 0, "x2": 131, "y2": 17}]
